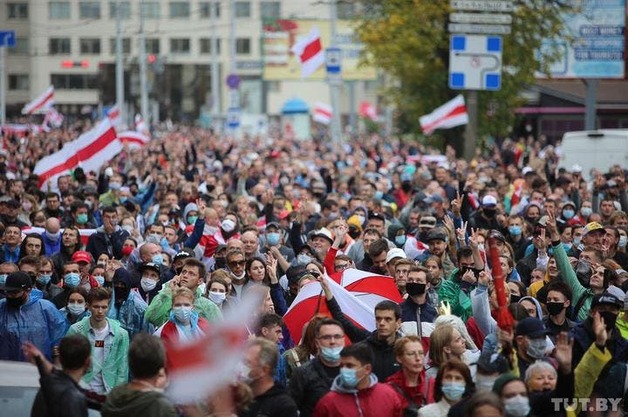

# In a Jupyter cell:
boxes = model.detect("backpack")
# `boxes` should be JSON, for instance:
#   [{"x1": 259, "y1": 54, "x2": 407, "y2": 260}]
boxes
[{"x1": 389, "y1": 383, "x2": 421, "y2": 417}]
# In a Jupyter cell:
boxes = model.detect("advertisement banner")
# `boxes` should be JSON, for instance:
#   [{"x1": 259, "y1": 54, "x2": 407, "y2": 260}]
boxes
[
  {"x1": 540, "y1": 0, "x2": 626, "y2": 78},
  {"x1": 262, "y1": 19, "x2": 377, "y2": 81}
]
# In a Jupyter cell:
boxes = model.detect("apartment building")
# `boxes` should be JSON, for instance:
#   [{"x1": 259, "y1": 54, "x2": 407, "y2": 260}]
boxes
[{"x1": 1, "y1": 0, "x2": 378, "y2": 126}]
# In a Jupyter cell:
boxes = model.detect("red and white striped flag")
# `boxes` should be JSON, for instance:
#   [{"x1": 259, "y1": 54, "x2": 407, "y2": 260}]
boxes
[
  {"x1": 313, "y1": 102, "x2": 332, "y2": 125},
  {"x1": 43, "y1": 108, "x2": 64, "y2": 129},
  {"x1": 166, "y1": 292, "x2": 261, "y2": 404},
  {"x1": 106, "y1": 105, "x2": 121, "y2": 129},
  {"x1": 22, "y1": 226, "x2": 96, "y2": 246},
  {"x1": 419, "y1": 95, "x2": 468, "y2": 135},
  {"x1": 291, "y1": 27, "x2": 325, "y2": 78},
  {"x1": 359, "y1": 101, "x2": 377, "y2": 121},
  {"x1": 134, "y1": 113, "x2": 150, "y2": 136},
  {"x1": 22, "y1": 86, "x2": 55, "y2": 115},
  {"x1": 117, "y1": 131, "x2": 150, "y2": 149},
  {"x1": 33, "y1": 118, "x2": 121, "y2": 189}
]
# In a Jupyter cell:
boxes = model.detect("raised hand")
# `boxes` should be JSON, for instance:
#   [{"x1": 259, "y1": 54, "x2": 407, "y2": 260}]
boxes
[
  {"x1": 456, "y1": 221, "x2": 468, "y2": 243},
  {"x1": 266, "y1": 252, "x2": 278, "y2": 284},
  {"x1": 478, "y1": 270, "x2": 491, "y2": 286},
  {"x1": 468, "y1": 227, "x2": 481, "y2": 249},
  {"x1": 451, "y1": 191, "x2": 463, "y2": 217},
  {"x1": 553, "y1": 332, "x2": 574, "y2": 374},
  {"x1": 196, "y1": 198, "x2": 207, "y2": 218}
]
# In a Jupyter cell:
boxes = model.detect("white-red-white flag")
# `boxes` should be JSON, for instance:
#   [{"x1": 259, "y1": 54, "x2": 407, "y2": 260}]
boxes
[
  {"x1": 106, "y1": 105, "x2": 122, "y2": 129},
  {"x1": 33, "y1": 118, "x2": 121, "y2": 189},
  {"x1": 166, "y1": 292, "x2": 261, "y2": 404},
  {"x1": 359, "y1": 101, "x2": 377, "y2": 121},
  {"x1": 43, "y1": 108, "x2": 64, "y2": 129},
  {"x1": 291, "y1": 27, "x2": 325, "y2": 78},
  {"x1": 22, "y1": 86, "x2": 55, "y2": 115},
  {"x1": 117, "y1": 131, "x2": 151, "y2": 149},
  {"x1": 134, "y1": 113, "x2": 150, "y2": 136},
  {"x1": 313, "y1": 102, "x2": 332, "y2": 125},
  {"x1": 419, "y1": 95, "x2": 468, "y2": 135}
]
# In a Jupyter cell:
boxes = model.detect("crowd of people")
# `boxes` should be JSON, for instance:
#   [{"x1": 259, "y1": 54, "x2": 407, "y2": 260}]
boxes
[{"x1": 0, "y1": 122, "x2": 627, "y2": 417}]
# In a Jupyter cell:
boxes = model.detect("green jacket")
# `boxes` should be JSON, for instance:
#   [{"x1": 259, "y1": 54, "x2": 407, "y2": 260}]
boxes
[
  {"x1": 144, "y1": 286, "x2": 223, "y2": 328},
  {"x1": 67, "y1": 316, "x2": 129, "y2": 393},
  {"x1": 437, "y1": 269, "x2": 475, "y2": 322},
  {"x1": 552, "y1": 243, "x2": 593, "y2": 321}
]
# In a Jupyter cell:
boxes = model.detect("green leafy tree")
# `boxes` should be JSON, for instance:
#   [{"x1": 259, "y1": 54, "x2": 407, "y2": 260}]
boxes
[{"x1": 356, "y1": 0, "x2": 573, "y2": 140}]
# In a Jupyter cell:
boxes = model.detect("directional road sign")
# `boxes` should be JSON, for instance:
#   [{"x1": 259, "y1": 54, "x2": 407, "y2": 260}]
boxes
[
  {"x1": 325, "y1": 47, "x2": 342, "y2": 74},
  {"x1": 0, "y1": 31, "x2": 16, "y2": 47},
  {"x1": 450, "y1": 0, "x2": 514, "y2": 12},
  {"x1": 227, "y1": 107, "x2": 240, "y2": 129},
  {"x1": 448, "y1": 23, "x2": 512, "y2": 35},
  {"x1": 449, "y1": 34, "x2": 502, "y2": 91},
  {"x1": 450, "y1": 12, "x2": 512, "y2": 25}
]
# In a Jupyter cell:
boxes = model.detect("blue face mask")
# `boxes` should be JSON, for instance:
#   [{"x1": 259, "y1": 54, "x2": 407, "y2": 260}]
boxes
[
  {"x1": 374, "y1": 191, "x2": 384, "y2": 199},
  {"x1": 37, "y1": 275, "x2": 52, "y2": 286},
  {"x1": 562, "y1": 209, "x2": 575, "y2": 219},
  {"x1": 339, "y1": 367, "x2": 362, "y2": 388},
  {"x1": 119, "y1": 196, "x2": 128, "y2": 203},
  {"x1": 94, "y1": 275, "x2": 105, "y2": 286},
  {"x1": 64, "y1": 273, "x2": 81, "y2": 288},
  {"x1": 0, "y1": 274, "x2": 8, "y2": 285},
  {"x1": 395, "y1": 235, "x2": 407, "y2": 246},
  {"x1": 441, "y1": 382, "x2": 466, "y2": 401},
  {"x1": 152, "y1": 254, "x2": 164, "y2": 266},
  {"x1": 266, "y1": 232, "x2": 280, "y2": 246},
  {"x1": 320, "y1": 346, "x2": 343, "y2": 363},
  {"x1": 187, "y1": 215, "x2": 198, "y2": 225},
  {"x1": 508, "y1": 225, "x2": 522, "y2": 236}
]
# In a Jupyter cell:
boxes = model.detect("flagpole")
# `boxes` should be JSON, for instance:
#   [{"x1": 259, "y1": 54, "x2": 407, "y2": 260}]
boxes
[
  {"x1": 329, "y1": 0, "x2": 342, "y2": 147},
  {"x1": 138, "y1": 0, "x2": 149, "y2": 127},
  {"x1": 115, "y1": 0, "x2": 125, "y2": 126},
  {"x1": 0, "y1": 47, "x2": 5, "y2": 125},
  {"x1": 463, "y1": 90, "x2": 477, "y2": 160},
  {"x1": 210, "y1": 0, "x2": 220, "y2": 129}
]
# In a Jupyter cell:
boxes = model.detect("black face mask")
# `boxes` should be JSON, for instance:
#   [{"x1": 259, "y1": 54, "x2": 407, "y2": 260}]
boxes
[
  {"x1": 483, "y1": 208, "x2": 497, "y2": 218},
  {"x1": 6, "y1": 295, "x2": 26, "y2": 309},
  {"x1": 510, "y1": 294, "x2": 523, "y2": 303},
  {"x1": 599, "y1": 311, "x2": 619, "y2": 332},
  {"x1": 546, "y1": 302, "x2": 564, "y2": 316},
  {"x1": 215, "y1": 257, "x2": 226, "y2": 269},
  {"x1": 406, "y1": 282, "x2": 426, "y2": 297},
  {"x1": 401, "y1": 181, "x2": 412, "y2": 193},
  {"x1": 575, "y1": 260, "x2": 592, "y2": 287}
]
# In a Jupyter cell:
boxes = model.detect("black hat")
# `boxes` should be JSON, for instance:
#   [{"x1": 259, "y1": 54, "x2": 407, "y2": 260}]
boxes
[
  {"x1": 173, "y1": 249, "x2": 194, "y2": 261},
  {"x1": 3, "y1": 272, "x2": 33, "y2": 291},
  {"x1": 592, "y1": 292, "x2": 623, "y2": 310},
  {"x1": 426, "y1": 228, "x2": 448, "y2": 243},
  {"x1": 515, "y1": 317, "x2": 547, "y2": 338},
  {"x1": 140, "y1": 262, "x2": 160, "y2": 274},
  {"x1": 286, "y1": 265, "x2": 309, "y2": 285}
]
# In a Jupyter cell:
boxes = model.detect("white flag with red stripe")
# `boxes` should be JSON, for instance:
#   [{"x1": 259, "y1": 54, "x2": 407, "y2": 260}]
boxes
[
  {"x1": 166, "y1": 292, "x2": 261, "y2": 404},
  {"x1": 117, "y1": 130, "x2": 150, "y2": 149},
  {"x1": 313, "y1": 102, "x2": 332, "y2": 125},
  {"x1": 134, "y1": 113, "x2": 150, "y2": 136},
  {"x1": 22, "y1": 86, "x2": 55, "y2": 115},
  {"x1": 43, "y1": 107, "x2": 64, "y2": 129},
  {"x1": 33, "y1": 118, "x2": 121, "y2": 189},
  {"x1": 291, "y1": 27, "x2": 325, "y2": 78},
  {"x1": 106, "y1": 105, "x2": 122, "y2": 129},
  {"x1": 22, "y1": 226, "x2": 96, "y2": 247},
  {"x1": 419, "y1": 95, "x2": 468, "y2": 135}
]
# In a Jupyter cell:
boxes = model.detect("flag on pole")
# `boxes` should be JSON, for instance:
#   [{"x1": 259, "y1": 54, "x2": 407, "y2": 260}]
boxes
[
  {"x1": 43, "y1": 108, "x2": 64, "y2": 129},
  {"x1": 33, "y1": 118, "x2": 121, "y2": 189},
  {"x1": 21, "y1": 86, "x2": 55, "y2": 115},
  {"x1": 117, "y1": 131, "x2": 151, "y2": 149},
  {"x1": 313, "y1": 102, "x2": 332, "y2": 125},
  {"x1": 291, "y1": 27, "x2": 325, "y2": 78},
  {"x1": 358, "y1": 101, "x2": 377, "y2": 121},
  {"x1": 134, "y1": 113, "x2": 150, "y2": 136},
  {"x1": 419, "y1": 95, "x2": 468, "y2": 135},
  {"x1": 106, "y1": 105, "x2": 121, "y2": 129}
]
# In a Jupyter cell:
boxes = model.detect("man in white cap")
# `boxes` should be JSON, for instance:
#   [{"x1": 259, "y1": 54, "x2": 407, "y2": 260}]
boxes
[{"x1": 468, "y1": 194, "x2": 501, "y2": 231}]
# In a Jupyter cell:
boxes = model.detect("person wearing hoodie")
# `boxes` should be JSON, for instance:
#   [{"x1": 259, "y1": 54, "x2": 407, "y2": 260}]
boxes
[
  {"x1": 86, "y1": 206, "x2": 130, "y2": 260},
  {"x1": 102, "y1": 333, "x2": 176, "y2": 417},
  {"x1": 41, "y1": 217, "x2": 62, "y2": 256},
  {"x1": 0, "y1": 271, "x2": 68, "y2": 361},
  {"x1": 312, "y1": 342, "x2": 403, "y2": 417},
  {"x1": 107, "y1": 267, "x2": 152, "y2": 339}
]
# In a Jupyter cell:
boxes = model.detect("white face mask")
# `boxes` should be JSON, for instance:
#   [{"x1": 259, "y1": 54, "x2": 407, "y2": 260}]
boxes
[
  {"x1": 221, "y1": 219, "x2": 236, "y2": 232},
  {"x1": 141, "y1": 277, "x2": 158, "y2": 292},
  {"x1": 208, "y1": 291, "x2": 226, "y2": 305},
  {"x1": 67, "y1": 303, "x2": 86, "y2": 316}
]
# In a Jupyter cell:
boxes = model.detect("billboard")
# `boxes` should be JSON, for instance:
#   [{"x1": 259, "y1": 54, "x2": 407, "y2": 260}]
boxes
[
  {"x1": 262, "y1": 19, "x2": 377, "y2": 81},
  {"x1": 541, "y1": 0, "x2": 626, "y2": 78}
]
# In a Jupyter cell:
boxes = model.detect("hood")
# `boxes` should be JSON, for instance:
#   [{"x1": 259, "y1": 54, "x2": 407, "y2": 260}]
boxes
[
  {"x1": 519, "y1": 296, "x2": 543, "y2": 319},
  {"x1": 102, "y1": 386, "x2": 167, "y2": 417},
  {"x1": 387, "y1": 222, "x2": 405, "y2": 241},
  {"x1": 331, "y1": 373, "x2": 378, "y2": 394},
  {"x1": 26, "y1": 288, "x2": 44, "y2": 306}
]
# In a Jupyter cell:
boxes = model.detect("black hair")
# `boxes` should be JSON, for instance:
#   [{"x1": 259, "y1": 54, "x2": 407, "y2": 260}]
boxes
[
  {"x1": 340, "y1": 342, "x2": 374, "y2": 366},
  {"x1": 59, "y1": 334, "x2": 91, "y2": 371},
  {"x1": 375, "y1": 300, "x2": 401, "y2": 321},
  {"x1": 128, "y1": 334, "x2": 166, "y2": 378}
]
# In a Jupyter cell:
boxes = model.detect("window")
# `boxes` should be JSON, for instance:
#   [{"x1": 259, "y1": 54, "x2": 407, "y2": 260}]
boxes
[
  {"x1": 145, "y1": 38, "x2": 160, "y2": 54},
  {"x1": 260, "y1": 2, "x2": 280, "y2": 19},
  {"x1": 141, "y1": 1, "x2": 160, "y2": 19},
  {"x1": 236, "y1": 38, "x2": 251, "y2": 55},
  {"x1": 49, "y1": 2, "x2": 71, "y2": 19},
  {"x1": 170, "y1": 38, "x2": 190, "y2": 54},
  {"x1": 109, "y1": 1, "x2": 130, "y2": 19},
  {"x1": 51, "y1": 74, "x2": 99, "y2": 90},
  {"x1": 200, "y1": 38, "x2": 221, "y2": 54},
  {"x1": 109, "y1": 38, "x2": 131, "y2": 54},
  {"x1": 79, "y1": 1, "x2": 101, "y2": 19},
  {"x1": 199, "y1": 2, "x2": 220, "y2": 18},
  {"x1": 235, "y1": 1, "x2": 250, "y2": 18},
  {"x1": 7, "y1": 3, "x2": 28, "y2": 19},
  {"x1": 80, "y1": 38, "x2": 101, "y2": 54},
  {"x1": 49, "y1": 38, "x2": 71, "y2": 54},
  {"x1": 8, "y1": 75, "x2": 29, "y2": 90},
  {"x1": 8, "y1": 37, "x2": 29, "y2": 55},
  {"x1": 337, "y1": 3, "x2": 356, "y2": 19},
  {"x1": 169, "y1": 1, "x2": 189, "y2": 18}
]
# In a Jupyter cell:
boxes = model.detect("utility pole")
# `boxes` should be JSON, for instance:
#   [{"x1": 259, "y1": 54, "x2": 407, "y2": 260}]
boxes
[
  {"x1": 0, "y1": 47, "x2": 5, "y2": 125},
  {"x1": 329, "y1": 0, "x2": 342, "y2": 147},
  {"x1": 138, "y1": 0, "x2": 149, "y2": 126},
  {"x1": 210, "y1": 0, "x2": 220, "y2": 127},
  {"x1": 115, "y1": 0, "x2": 125, "y2": 126}
]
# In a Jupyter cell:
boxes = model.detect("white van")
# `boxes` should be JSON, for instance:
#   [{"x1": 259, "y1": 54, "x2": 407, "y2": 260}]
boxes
[{"x1": 559, "y1": 130, "x2": 628, "y2": 179}]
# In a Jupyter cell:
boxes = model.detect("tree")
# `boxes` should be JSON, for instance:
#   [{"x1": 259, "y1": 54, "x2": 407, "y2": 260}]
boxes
[{"x1": 355, "y1": 0, "x2": 574, "y2": 141}]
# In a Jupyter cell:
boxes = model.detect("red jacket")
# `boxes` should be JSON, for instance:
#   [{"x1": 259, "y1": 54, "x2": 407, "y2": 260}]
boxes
[{"x1": 385, "y1": 369, "x2": 431, "y2": 409}]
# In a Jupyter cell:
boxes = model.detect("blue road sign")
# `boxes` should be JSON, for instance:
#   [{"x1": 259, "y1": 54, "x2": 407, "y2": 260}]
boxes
[
  {"x1": 227, "y1": 107, "x2": 240, "y2": 129},
  {"x1": 449, "y1": 34, "x2": 502, "y2": 91},
  {"x1": 0, "y1": 31, "x2": 16, "y2": 47},
  {"x1": 325, "y1": 47, "x2": 342, "y2": 74}
]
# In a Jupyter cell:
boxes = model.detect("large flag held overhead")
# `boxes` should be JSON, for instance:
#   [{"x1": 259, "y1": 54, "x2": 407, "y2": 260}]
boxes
[
  {"x1": 22, "y1": 86, "x2": 55, "y2": 115},
  {"x1": 419, "y1": 95, "x2": 469, "y2": 135},
  {"x1": 291, "y1": 27, "x2": 325, "y2": 78},
  {"x1": 117, "y1": 130, "x2": 151, "y2": 149},
  {"x1": 283, "y1": 269, "x2": 403, "y2": 344},
  {"x1": 33, "y1": 118, "x2": 121, "y2": 189},
  {"x1": 313, "y1": 102, "x2": 332, "y2": 125}
]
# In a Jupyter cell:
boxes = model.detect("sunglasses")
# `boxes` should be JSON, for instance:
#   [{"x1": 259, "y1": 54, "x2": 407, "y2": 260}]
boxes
[{"x1": 228, "y1": 260, "x2": 246, "y2": 267}]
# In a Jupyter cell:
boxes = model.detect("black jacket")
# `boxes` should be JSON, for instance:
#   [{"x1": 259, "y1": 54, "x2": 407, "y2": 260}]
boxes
[
  {"x1": 239, "y1": 384, "x2": 297, "y2": 417},
  {"x1": 31, "y1": 369, "x2": 88, "y2": 417},
  {"x1": 288, "y1": 358, "x2": 338, "y2": 417},
  {"x1": 401, "y1": 297, "x2": 438, "y2": 324},
  {"x1": 86, "y1": 228, "x2": 130, "y2": 260}
]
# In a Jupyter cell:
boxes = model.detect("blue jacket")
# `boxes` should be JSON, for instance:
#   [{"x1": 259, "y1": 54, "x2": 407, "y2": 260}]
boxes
[
  {"x1": 0, "y1": 288, "x2": 68, "y2": 361},
  {"x1": 401, "y1": 297, "x2": 438, "y2": 324},
  {"x1": 41, "y1": 232, "x2": 62, "y2": 256}
]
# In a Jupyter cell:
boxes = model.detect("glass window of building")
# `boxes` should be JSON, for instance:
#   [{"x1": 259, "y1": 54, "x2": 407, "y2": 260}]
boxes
[
  {"x1": 200, "y1": 38, "x2": 221, "y2": 54},
  {"x1": 79, "y1": 1, "x2": 101, "y2": 19},
  {"x1": 236, "y1": 38, "x2": 251, "y2": 55},
  {"x1": 7, "y1": 3, "x2": 29, "y2": 19},
  {"x1": 109, "y1": 1, "x2": 130, "y2": 19},
  {"x1": 199, "y1": 2, "x2": 220, "y2": 18},
  {"x1": 49, "y1": 2, "x2": 71, "y2": 19},
  {"x1": 141, "y1": 1, "x2": 160, "y2": 19},
  {"x1": 169, "y1": 2, "x2": 190, "y2": 18},
  {"x1": 170, "y1": 38, "x2": 190, "y2": 54},
  {"x1": 260, "y1": 2, "x2": 280, "y2": 20},
  {"x1": 80, "y1": 38, "x2": 101, "y2": 54},
  {"x1": 49, "y1": 38, "x2": 71, "y2": 54},
  {"x1": 8, "y1": 75, "x2": 29, "y2": 90},
  {"x1": 235, "y1": 1, "x2": 250, "y2": 18}
]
